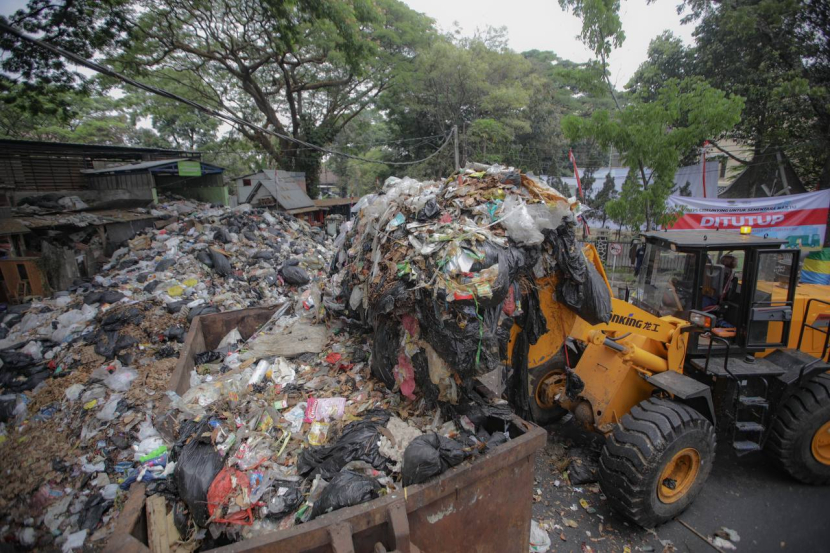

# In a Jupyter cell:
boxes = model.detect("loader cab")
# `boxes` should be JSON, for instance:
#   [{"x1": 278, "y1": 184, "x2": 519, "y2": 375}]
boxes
[{"x1": 633, "y1": 231, "x2": 799, "y2": 357}]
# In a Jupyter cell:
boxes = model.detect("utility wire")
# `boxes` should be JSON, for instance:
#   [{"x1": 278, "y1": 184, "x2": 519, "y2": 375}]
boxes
[{"x1": 0, "y1": 21, "x2": 454, "y2": 167}]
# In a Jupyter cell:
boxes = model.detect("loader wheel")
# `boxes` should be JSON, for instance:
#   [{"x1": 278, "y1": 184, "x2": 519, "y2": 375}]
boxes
[
  {"x1": 598, "y1": 398, "x2": 715, "y2": 528},
  {"x1": 767, "y1": 373, "x2": 830, "y2": 484},
  {"x1": 527, "y1": 351, "x2": 568, "y2": 425}
]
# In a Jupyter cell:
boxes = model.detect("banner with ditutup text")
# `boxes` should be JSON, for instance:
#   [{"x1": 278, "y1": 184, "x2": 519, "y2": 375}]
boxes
[{"x1": 667, "y1": 189, "x2": 830, "y2": 250}]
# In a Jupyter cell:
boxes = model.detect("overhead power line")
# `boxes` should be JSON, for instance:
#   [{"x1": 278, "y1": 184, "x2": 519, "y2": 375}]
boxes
[{"x1": 0, "y1": 21, "x2": 454, "y2": 167}]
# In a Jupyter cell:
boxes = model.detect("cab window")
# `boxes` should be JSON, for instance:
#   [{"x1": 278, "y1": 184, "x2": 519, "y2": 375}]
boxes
[{"x1": 635, "y1": 244, "x2": 698, "y2": 317}]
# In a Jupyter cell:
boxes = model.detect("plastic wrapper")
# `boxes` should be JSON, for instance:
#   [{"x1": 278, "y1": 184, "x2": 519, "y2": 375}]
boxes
[{"x1": 310, "y1": 471, "x2": 380, "y2": 519}]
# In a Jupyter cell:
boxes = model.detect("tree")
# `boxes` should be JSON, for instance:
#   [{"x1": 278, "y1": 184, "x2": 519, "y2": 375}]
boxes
[
  {"x1": 119, "y1": 0, "x2": 434, "y2": 197},
  {"x1": 559, "y1": 0, "x2": 744, "y2": 228},
  {"x1": 564, "y1": 78, "x2": 743, "y2": 227},
  {"x1": 679, "y1": 0, "x2": 830, "y2": 191},
  {"x1": 379, "y1": 29, "x2": 608, "y2": 179},
  {"x1": 626, "y1": 32, "x2": 693, "y2": 102},
  {"x1": 0, "y1": 80, "x2": 169, "y2": 146},
  {"x1": 586, "y1": 171, "x2": 617, "y2": 227},
  {"x1": 328, "y1": 110, "x2": 394, "y2": 196},
  {"x1": 0, "y1": 0, "x2": 132, "y2": 119}
]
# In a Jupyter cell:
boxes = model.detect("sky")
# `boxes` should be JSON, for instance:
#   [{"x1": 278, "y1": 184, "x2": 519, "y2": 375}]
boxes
[
  {"x1": 402, "y1": 0, "x2": 695, "y2": 88},
  {"x1": 1, "y1": 0, "x2": 694, "y2": 88}
]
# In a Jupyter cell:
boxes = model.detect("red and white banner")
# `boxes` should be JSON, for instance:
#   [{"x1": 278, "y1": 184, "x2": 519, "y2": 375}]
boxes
[{"x1": 667, "y1": 189, "x2": 830, "y2": 249}]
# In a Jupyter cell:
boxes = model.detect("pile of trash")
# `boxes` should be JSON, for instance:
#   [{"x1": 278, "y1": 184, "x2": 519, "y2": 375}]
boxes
[
  {"x1": 331, "y1": 163, "x2": 611, "y2": 410},
  {"x1": 0, "y1": 198, "x2": 332, "y2": 550},
  {"x1": 143, "y1": 308, "x2": 516, "y2": 549}
]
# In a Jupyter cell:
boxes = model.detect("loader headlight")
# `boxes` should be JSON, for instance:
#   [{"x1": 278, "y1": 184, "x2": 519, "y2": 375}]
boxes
[{"x1": 687, "y1": 310, "x2": 715, "y2": 331}]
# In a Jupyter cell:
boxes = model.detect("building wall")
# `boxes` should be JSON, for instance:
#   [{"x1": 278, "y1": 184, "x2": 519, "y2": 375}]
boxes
[
  {"x1": 713, "y1": 140, "x2": 754, "y2": 189},
  {"x1": 82, "y1": 172, "x2": 156, "y2": 207}
]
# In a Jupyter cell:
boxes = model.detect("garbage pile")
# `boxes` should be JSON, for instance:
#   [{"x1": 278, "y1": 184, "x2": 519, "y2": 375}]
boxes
[
  {"x1": 331, "y1": 164, "x2": 611, "y2": 410},
  {"x1": 148, "y1": 308, "x2": 515, "y2": 549},
  {"x1": 0, "y1": 198, "x2": 332, "y2": 550}
]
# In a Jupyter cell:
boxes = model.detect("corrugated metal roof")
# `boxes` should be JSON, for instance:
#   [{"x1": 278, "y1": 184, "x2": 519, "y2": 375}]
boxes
[
  {"x1": 314, "y1": 197, "x2": 359, "y2": 207},
  {"x1": 0, "y1": 219, "x2": 32, "y2": 236},
  {"x1": 82, "y1": 159, "x2": 225, "y2": 175},
  {"x1": 246, "y1": 177, "x2": 314, "y2": 211}
]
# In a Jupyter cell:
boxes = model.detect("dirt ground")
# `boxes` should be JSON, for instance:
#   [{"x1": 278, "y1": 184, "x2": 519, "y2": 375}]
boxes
[{"x1": 532, "y1": 418, "x2": 830, "y2": 552}]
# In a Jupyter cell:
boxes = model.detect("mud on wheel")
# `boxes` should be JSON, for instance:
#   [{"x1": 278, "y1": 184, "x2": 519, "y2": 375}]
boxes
[
  {"x1": 598, "y1": 398, "x2": 716, "y2": 528},
  {"x1": 767, "y1": 373, "x2": 830, "y2": 484},
  {"x1": 527, "y1": 349, "x2": 568, "y2": 425}
]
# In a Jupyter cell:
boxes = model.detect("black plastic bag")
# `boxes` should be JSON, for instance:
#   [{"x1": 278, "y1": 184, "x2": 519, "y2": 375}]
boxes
[
  {"x1": 281, "y1": 265, "x2": 310, "y2": 286},
  {"x1": 94, "y1": 332, "x2": 137, "y2": 359},
  {"x1": 167, "y1": 301, "x2": 187, "y2": 314},
  {"x1": 568, "y1": 449, "x2": 600, "y2": 485},
  {"x1": 253, "y1": 251, "x2": 274, "y2": 260},
  {"x1": 194, "y1": 350, "x2": 222, "y2": 365},
  {"x1": 164, "y1": 326, "x2": 186, "y2": 343},
  {"x1": 402, "y1": 433, "x2": 468, "y2": 486},
  {"x1": 188, "y1": 305, "x2": 219, "y2": 322},
  {"x1": 210, "y1": 250, "x2": 233, "y2": 276},
  {"x1": 416, "y1": 199, "x2": 440, "y2": 222},
  {"x1": 143, "y1": 281, "x2": 160, "y2": 294},
  {"x1": 155, "y1": 258, "x2": 176, "y2": 272},
  {"x1": 0, "y1": 395, "x2": 17, "y2": 423},
  {"x1": 84, "y1": 290, "x2": 125, "y2": 305},
  {"x1": 370, "y1": 317, "x2": 398, "y2": 389},
  {"x1": 214, "y1": 227, "x2": 232, "y2": 244},
  {"x1": 196, "y1": 251, "x2": 213, "y2": 268},
  {"x1": 264, "y1": 481, "x2": 304, "y2": 519},
  {"x1": 579, "y1": 261, "x2": 612, "y2": 325},
  {"x1": 298, "y1": 410, "x2": 391, "y2": 479},
  {"x1": 79, "y1": 493, "x2": 112, "y2": 531},
  {"x1": 311, "y1": 471, "x2": 380, "y2": 519},
  {"x1": 101, "y1": 307, "x2": 143, "y2": 332},
  {"x1": 174, "y1": 425, "x2": 225, "y2": 527}
]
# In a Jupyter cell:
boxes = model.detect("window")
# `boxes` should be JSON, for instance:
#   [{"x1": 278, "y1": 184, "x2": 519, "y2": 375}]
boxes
[
  {"x1": 242, "y1": 178, "x2": 252, "y2": 187},
  {"x1": 719, "y1": 159, "x2": 727, "y2": 179},
  {"x1": 636, "y1": 245, "x2": 698, "y2": 317}
]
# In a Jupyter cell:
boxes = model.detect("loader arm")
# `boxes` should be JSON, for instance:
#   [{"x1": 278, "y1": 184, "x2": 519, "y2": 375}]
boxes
[{"x1": 507, "y1": 244, "x2": 695, "y2": 431}]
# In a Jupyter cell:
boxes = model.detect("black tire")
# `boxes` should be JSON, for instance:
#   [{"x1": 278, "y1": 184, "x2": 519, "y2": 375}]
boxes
[
  {"x1": 598, "y1": 398, "x2": 716, "y2": 528},
  {"x1": 527, "y1": 350, "x2": 568, "y2": 425},
  {"x1": 766, "y1": 373, "x2": 830, "y2": 484}
]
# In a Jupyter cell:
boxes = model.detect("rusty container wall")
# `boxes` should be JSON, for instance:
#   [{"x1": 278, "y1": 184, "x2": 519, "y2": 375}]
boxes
[{"x1": 107, "y1": 306, "x2": 546, "y2": 553}]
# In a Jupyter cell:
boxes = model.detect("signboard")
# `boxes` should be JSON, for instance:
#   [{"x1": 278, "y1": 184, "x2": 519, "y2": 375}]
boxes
[
  {"x1": 609, "y1": 243, "x2": 622, "y2": 256},
  {"x1": 177, "y1": 160, "x2": 202, "y2": 177},
  {"x1": 667, "y1": 189, "x2": 830, "y2": 250}
]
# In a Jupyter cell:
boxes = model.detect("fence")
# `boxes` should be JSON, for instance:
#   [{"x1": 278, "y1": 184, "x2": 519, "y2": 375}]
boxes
[{"x1": 581, "y1": 238, "x2": 639, "y2": 296}]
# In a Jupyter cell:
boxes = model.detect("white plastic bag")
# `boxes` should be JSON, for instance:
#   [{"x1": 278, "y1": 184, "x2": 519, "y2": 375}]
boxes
[
  {"x1": 96, "y1": 394, "x2": 122, "y2": 421},
  {"x1": 529, "y1": 520, "x2": 551, "y2": 553},
  {"x1": 104, "y1": 366, "x2": 138, "y2": 392},
  {"x1": 218, "y1": 328, "x2": 243, "y2": 349}
]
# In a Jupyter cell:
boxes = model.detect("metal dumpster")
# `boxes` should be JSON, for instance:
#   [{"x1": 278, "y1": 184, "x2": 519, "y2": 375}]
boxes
[{"x1": 107, "y1": 306, "x2": 546, "y2": 553}]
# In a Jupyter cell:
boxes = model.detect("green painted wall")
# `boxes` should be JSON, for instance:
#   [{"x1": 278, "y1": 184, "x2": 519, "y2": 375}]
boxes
[{"x1": 165, "y1": 185, "x2": 230, "y2": 206}]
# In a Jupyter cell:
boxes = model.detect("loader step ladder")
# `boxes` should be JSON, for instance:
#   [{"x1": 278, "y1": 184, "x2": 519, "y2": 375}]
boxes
[{"x1": 701, "y1": 335, "x2": 770, "y2": 455}]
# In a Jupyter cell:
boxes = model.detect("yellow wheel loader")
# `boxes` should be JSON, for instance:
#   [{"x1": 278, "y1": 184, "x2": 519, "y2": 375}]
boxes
[{"x1": 509, "y1": 230, "x2": 830, "y2": 527}]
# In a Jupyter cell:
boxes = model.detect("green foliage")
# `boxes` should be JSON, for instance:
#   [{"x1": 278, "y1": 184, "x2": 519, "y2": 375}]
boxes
[
  {"x1": 564, "y1": 78, "x2": 744, "y2": 227},
  {"x1": 378, "y1": 30, "x2": 610, "y2": 179},
  {"x1": 0, "y1": 81, "x2": 164, "y2": 146},
  {"x1": 0, "y1": 0, "x2": 131, "y2": 93},
  {"x1": 679, "y1": 0, "x2": 830, "y2": 189},
  {"x1": 558, "y1": 0, "x2": 625, "y2": 59},
  {"x1": 626, "y1": 32, "x2": 693, "y2": 103},
  {"x1": 116, "y1": 0, "x2": 434, "y2": 197}
]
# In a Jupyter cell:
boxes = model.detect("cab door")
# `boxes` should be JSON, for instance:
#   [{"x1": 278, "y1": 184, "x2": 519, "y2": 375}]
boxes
[{"x1": 745, "y1": 249, "x2": 800, "y2": 350}]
